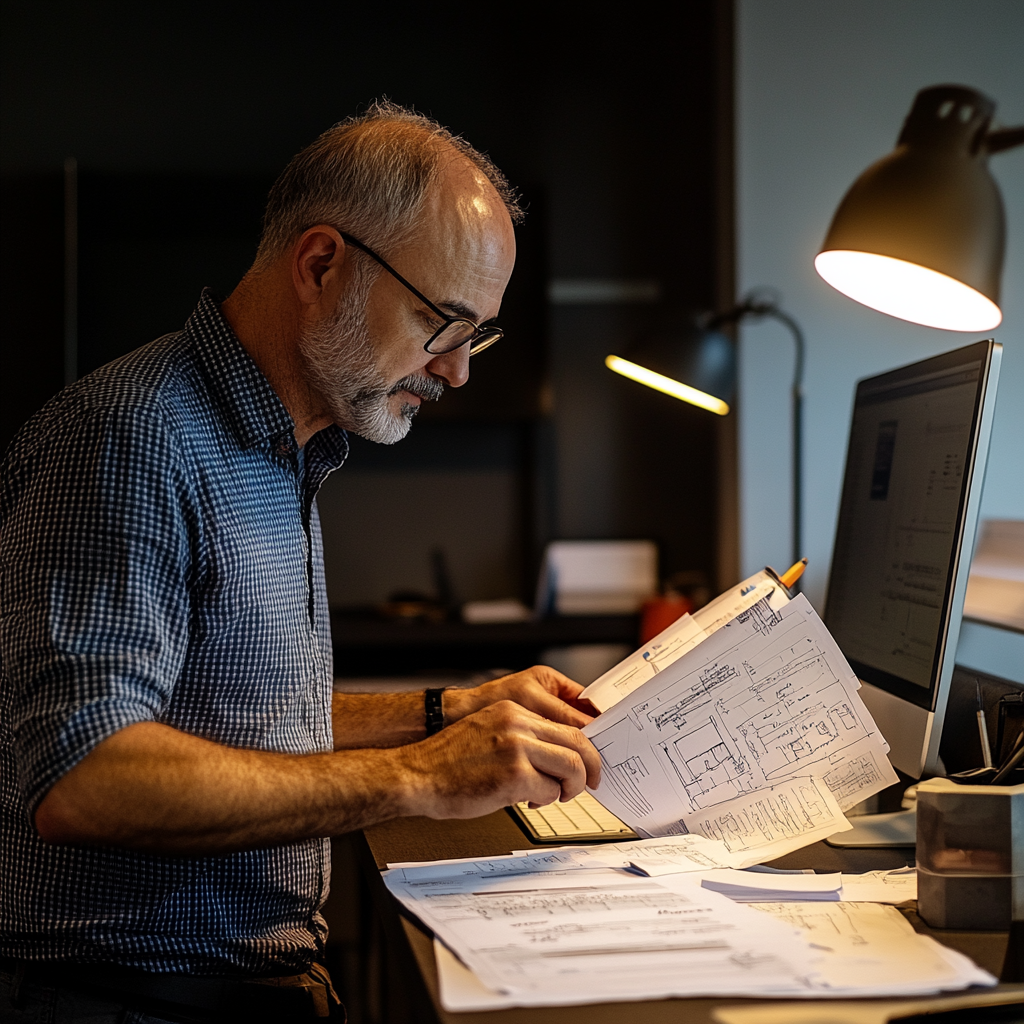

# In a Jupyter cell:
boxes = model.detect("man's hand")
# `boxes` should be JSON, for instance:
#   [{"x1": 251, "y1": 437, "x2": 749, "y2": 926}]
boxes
[
  {"x1": 444, "y1": 665, "x2": 597, "y2": 729},
  {"x1": 395, "y1": 700, "x2": 602, "y2": 819}
]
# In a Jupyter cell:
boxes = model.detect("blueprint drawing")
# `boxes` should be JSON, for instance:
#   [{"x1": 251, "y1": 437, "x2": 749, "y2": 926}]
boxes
[{"x1": 583, "y1": 595, "x2": 897, "y2": 839}]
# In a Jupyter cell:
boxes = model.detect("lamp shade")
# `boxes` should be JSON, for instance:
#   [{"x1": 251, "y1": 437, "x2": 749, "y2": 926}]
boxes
[{"x1": 816, "y1": 85, "x2": 1006, "y2": 331}]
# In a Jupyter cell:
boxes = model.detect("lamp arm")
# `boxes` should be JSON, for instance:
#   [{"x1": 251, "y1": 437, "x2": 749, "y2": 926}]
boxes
[
  {"x1": 755, "y1": 307, "x2": 805, "y2": 573},
  {"x1": 756, "y1": 307, "x2": 805, "y2": 398},
  {"x1": 709, "y1": 295, "x2": 806, "y2": 572},
  {"x1": 986, "y1": 126, "x2": 1024, "y2": 155}
]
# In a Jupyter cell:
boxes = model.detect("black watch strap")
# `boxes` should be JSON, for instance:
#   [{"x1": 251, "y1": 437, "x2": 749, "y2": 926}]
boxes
[{"x1": 425, "y1": 687, "x2": 446, "y2": 736}]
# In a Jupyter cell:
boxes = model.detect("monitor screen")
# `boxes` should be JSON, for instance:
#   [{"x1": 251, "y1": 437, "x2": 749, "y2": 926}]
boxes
[{"x1": 824, "y1": 343, "x2": 993, "y2": 713}]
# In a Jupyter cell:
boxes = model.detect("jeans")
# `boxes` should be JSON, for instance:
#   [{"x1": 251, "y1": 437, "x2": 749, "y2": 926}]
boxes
[{"x1": 1, "y1": 968, "x2": 178, "y2": 1024}]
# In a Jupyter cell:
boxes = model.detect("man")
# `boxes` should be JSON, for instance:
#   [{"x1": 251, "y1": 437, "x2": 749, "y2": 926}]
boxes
[{"x1": 0, "y1": 102, "x2": 601, "y2": 1021}]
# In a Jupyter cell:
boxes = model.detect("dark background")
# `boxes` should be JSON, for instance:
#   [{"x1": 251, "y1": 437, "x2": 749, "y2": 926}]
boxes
[
  {"x1": 1, "y1": 7, "x2": 739, "y2": 1018},
  {"x1": 1, "y1": 0, "x2": 736, "y2": 619}
]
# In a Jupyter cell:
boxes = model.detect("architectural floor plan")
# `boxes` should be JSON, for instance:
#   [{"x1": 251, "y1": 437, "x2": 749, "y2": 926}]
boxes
[{"x1": 584, "y1": 596, "x2": 897, "y2": 841}]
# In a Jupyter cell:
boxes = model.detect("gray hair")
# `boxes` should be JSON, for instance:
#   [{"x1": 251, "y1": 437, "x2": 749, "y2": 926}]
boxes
[{"x1": 251, "y1": 99, "x2": 524, "y2": 272}]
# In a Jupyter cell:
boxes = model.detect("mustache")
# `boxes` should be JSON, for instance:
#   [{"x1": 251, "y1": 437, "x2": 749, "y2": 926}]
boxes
[{"x1": 389, "y1": 375, "x2": 445, "y2": 403}]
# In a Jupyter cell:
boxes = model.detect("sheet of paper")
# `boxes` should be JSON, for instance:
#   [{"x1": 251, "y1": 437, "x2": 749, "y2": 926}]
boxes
[
  {"x1": 582, "y1": 595, "x2": 898, "y2": 847},
  {"x1": 690, "y1": 571, "x2": 790, "y2": 634},
  {"x1": 507, "y1": 834, "x2": 746, "y2": 871},
  {"x1": 586, "y1": 834, "x2": 744, "y2": 871},
  {"x1": 582, "y1": 570, "x2": 790, "y2": 712},
  {"x1": 385, "y1": 861, "x2": 820, "y2": 1003},
  {"x1": 434, "y1": 939, "x2": 515, "y2": 1012},
  {"x1": 748, "y1": 901, "x2": 995, "y2": 994},
  {"x1": 683, "y1": 776, "x2": 853, "y2": 865},
  {"x1": 387, "y1": 845, "x2": 616, "y2": 879},
  {"x1": 838, "y1": 867, "x2": 917, "y2": 903}
]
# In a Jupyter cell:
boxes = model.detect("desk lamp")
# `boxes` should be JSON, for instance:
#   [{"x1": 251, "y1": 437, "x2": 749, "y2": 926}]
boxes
[
  {"x1": 815, "y1": 84, "x2": 1024, "y2": 330},
  {"x1": 606, "y1": 294, "x2": 807, "y2": 571}
]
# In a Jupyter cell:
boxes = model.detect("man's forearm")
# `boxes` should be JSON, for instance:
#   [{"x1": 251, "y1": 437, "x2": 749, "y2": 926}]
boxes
[
  {"x1": 35, "y1": 721, "x2": 422, "y2": 854},
  {"x1": 331, "y1": 691, "x2": 430, "y2": 749},
  {"x1": 34, "y1": 672, "x2": 602, "y2": 856}
]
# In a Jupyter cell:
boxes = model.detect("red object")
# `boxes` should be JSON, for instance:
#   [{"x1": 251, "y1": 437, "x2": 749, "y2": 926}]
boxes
[{"x1": 640, "y1": 593, "x2": 694, "y2": 644}]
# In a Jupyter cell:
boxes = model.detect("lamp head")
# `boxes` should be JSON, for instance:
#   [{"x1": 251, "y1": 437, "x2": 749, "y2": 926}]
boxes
[{"x1": 816, "y1": 85, "x2": 1012, "y2": 331}]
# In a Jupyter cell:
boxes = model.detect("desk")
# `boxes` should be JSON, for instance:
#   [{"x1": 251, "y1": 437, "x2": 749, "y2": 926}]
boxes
[{"x1": 356, "y1": 810, "x2": 1018, "y2": 1024}]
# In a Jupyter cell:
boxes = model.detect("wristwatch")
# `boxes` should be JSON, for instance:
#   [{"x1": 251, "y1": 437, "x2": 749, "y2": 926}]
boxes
[{"x1": 425, "y1": 687, "x2": 446, "y2": 736}]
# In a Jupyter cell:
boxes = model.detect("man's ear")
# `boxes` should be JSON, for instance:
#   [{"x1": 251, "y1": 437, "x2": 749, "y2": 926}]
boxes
[{"x1": 292, "y1": 226, "x2": 347, "y2": 307}]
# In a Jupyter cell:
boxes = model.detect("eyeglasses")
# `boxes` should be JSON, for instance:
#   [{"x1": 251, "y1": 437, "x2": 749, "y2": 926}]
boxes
[{"x1": 340, "y1": 232, "x2": 503, "y2": 356}]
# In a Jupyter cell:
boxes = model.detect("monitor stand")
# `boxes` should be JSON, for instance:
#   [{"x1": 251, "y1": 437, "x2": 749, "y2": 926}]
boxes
[{"x1": 825, "y1": 808, "x2": 916, "y2": 848}]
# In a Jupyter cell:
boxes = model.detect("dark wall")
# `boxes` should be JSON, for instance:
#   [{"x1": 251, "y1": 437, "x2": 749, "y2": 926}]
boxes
[{"x1": 1, "y1": 0, "x2": 731, "y2": 602}]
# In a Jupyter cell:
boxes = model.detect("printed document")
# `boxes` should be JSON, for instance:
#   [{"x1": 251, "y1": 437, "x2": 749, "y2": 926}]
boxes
[
  {"x1": 384, "y1": 861, "x2": 819, "y2": 1004},
  {"x1": 383, "y1": 855, "x2": 993, "y2": 1009},
  {"x1": 749, "y1": 901, "x2": 994, "y2": 994},
  {"x1": 583, "y1": 570, "x2": 790, "y2": 712},
  {"x1": 582, "y1": 595, "x2": 898, "y2": 842}
]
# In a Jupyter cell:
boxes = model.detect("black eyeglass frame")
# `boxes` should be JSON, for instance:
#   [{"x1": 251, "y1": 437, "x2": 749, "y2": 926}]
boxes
[{"x1": 339, "y1": 232, "x2": 503, "y2": 356}]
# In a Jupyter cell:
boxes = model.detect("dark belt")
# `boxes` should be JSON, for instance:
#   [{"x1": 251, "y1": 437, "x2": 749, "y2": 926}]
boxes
[{"x1": 1, "y1": 956, "x2": 343, "y2": 1022}]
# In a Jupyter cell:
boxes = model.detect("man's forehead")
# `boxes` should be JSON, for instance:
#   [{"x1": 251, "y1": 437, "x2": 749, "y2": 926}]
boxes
[
  {"x1": 419, "y1": 156, "x2": 511, "y2": 239},
  {"x1": 401, "y1": 159, "x2": 515, "y2": 302}
]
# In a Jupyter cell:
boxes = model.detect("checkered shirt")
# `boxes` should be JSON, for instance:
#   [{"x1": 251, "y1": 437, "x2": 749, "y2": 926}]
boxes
[{"x1": 0, "y1": 290, "x2": 349, "y2": 975}]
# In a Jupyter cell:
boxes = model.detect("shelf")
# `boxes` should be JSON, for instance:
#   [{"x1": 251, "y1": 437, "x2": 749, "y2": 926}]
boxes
[{"x1": 330, "y1": 613, "x2": 640, "y2": 677}]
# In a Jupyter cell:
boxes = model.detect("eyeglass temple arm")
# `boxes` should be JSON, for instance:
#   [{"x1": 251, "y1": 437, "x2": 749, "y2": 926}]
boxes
[{"x1": 338, "y1": 232, "x2": 440, "y2": 313}]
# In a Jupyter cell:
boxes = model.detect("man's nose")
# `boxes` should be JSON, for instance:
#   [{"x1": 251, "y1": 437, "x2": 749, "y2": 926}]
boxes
[{"x1": 426, "y1": 343, "x2": 471, "y2": 388}]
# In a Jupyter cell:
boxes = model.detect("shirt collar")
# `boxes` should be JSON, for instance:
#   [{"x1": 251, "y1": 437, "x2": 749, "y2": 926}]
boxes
[
  {"x1": 184, "y1": 290, "x2": 349, "y2": 474},
  {"x1": 186, "y1": 289, "x2": 296, "y2": 450}
]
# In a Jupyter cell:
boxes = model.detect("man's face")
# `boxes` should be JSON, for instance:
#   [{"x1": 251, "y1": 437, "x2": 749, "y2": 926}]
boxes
[{"x1": 298, "y1": 159, "x2": 516, "y2": 444}]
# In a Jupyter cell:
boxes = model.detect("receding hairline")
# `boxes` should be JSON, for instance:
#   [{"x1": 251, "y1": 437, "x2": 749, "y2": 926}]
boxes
[{"x1": 251, "y1": 101, "x2": 524, "y2": 274}]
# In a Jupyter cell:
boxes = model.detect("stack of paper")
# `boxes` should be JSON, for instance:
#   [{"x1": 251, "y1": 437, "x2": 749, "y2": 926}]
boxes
[
  {"x1": 579, "y1": 590, "x2": 898, "y2": 852},
  {"x1": 839, "y1": 867, "x2": 917, "y2": 903},
  {"x1": 381, "y1": 851, "x2": 993, "y2": 1011},
  {"x1": 700, "y1": 868, "x2": 842, "y2": 902}
]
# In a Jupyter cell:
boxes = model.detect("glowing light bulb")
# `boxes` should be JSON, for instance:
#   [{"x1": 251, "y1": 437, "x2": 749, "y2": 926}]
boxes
[
  {"x1": 815, "y1": 250, "x2": 1002, "y2": 332},
  {"x1": 605, "y1": 355, "x2": 730, "y2": 415}
]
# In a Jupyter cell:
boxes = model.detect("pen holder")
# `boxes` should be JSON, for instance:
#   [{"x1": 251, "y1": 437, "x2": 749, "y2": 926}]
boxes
[{"x1": 916, "y1": 777, "x2": 1024, "y2": 930}]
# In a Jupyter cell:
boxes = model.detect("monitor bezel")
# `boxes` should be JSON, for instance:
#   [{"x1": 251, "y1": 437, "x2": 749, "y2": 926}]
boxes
[{"x1": 824, "y1": 339, "x2": 999, "y2": 715}]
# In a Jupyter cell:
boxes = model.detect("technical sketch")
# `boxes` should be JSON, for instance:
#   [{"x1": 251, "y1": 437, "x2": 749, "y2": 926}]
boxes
[
  {"x1": 822, "y1": 752, "x2": 887, "y2": 805},
  {"x1": 687, "y1": 777, "x2": 844, "y2": 854},
  {"x1": 602, "y1": 754, "x2": 653, "y2": 817},
  {"x1": 583, "y1": 596, "x2": 898, "y2": 839},
  {"x1": 735, "y1": 597, "x2": 782, "y2": 636},
  {"x1": 658, "y1": 719, "x2": 754, "y2": 809},
  {"x1": 636, "y1": 630, "x2": 868, "y2": 792}
]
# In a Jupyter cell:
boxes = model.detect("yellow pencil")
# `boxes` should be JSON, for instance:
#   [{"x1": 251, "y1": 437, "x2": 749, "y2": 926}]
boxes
[{"x1": 779, "y1": 558, "x2": 808, "y2": 589}]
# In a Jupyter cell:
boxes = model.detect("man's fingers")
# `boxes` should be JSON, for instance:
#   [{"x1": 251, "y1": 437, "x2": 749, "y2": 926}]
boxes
[
  {"x1": 521, "y1": 738, "x2": 591, "y2": 801},
  {"x1": 517, "y1": 715, "x2": 602, "y2": 791},
  {"x1": 522, "y1": 687, "x2": 594, "y2": 728},
  {"x1": 532, "y1": 665, "x2": 587, "y2": 701}
]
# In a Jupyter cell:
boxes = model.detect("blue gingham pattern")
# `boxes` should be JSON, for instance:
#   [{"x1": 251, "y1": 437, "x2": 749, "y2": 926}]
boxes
[{"x1": 0, "y1": 291, "x2": 349, "y2": 975}]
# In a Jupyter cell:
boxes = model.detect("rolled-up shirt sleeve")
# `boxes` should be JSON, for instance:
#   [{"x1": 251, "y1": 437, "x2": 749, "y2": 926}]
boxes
[{"x1": 1, "y1": 400, "x2": 193, "y2": 818}]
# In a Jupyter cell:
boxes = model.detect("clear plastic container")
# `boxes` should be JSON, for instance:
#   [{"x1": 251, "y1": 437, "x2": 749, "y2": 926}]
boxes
[{"x1": 916, "y1": 777, "x2": 1024, "y2": 930}]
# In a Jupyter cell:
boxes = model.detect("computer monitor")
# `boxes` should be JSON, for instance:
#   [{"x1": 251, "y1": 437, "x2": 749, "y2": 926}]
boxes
[{"x1": 823, "y1": 339, "x2": 1001, "y2": 779}]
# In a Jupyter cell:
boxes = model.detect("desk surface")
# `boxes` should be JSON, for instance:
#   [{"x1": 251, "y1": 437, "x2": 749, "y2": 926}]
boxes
[{"x1": 360, "y1": 810, "x2": 1019, "y2": 1024}]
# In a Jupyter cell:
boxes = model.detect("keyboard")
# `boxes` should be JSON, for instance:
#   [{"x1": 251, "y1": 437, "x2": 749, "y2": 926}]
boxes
[{"x1": 508, "y1": 791, "x2": 637, "y2": 844}]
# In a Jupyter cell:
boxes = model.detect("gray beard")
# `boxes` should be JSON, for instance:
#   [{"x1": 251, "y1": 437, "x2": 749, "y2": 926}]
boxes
[{"x1": 298, "y1": 287, "x2": 444, "y2": 445}]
